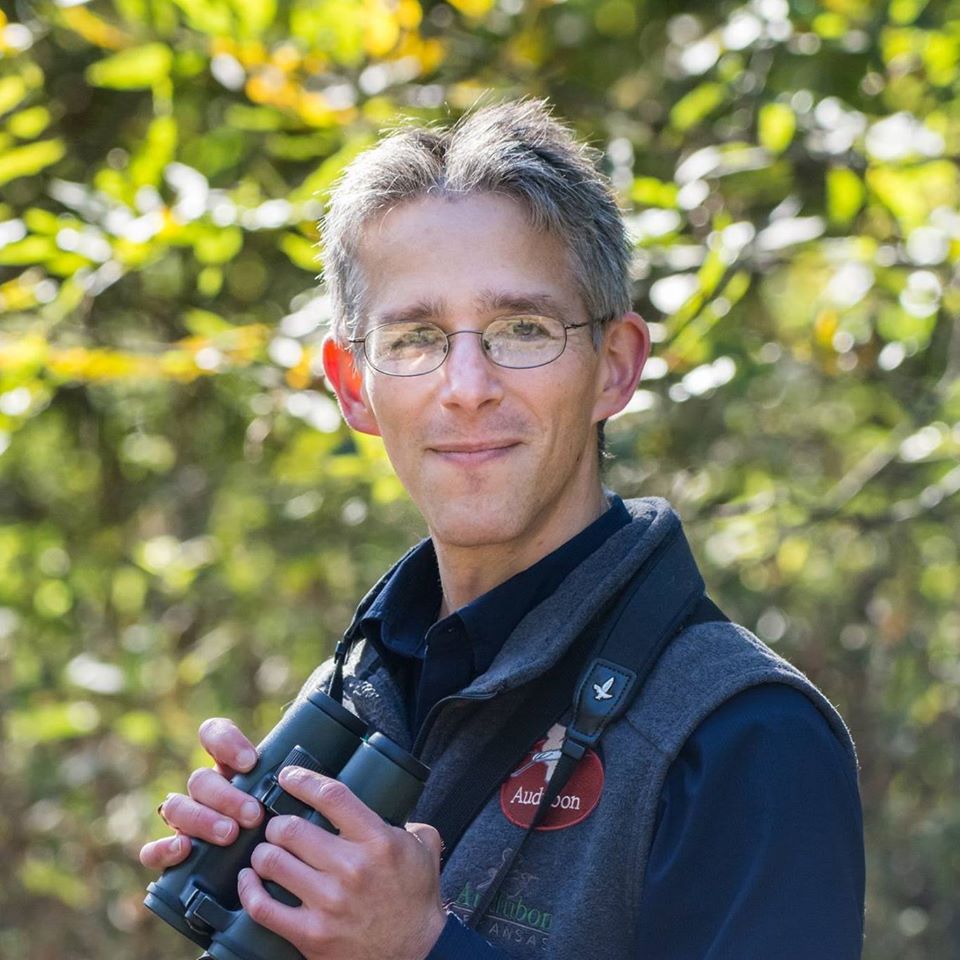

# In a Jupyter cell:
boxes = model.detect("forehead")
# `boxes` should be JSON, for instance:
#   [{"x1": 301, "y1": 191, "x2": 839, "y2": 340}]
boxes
[{"x1": 355, "y1": 193, "x2": 583, "y2": 323}]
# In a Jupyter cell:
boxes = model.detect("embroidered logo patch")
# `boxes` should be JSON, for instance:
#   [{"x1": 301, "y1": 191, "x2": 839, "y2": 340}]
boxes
[{"x1": 499, "y1": 723, "x2": 604, "y2": 831}]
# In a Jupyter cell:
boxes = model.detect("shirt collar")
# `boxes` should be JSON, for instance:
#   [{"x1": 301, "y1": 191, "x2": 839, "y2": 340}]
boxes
[{"x1": 361, "y1": 495, "x2": 631, "y2": 674}]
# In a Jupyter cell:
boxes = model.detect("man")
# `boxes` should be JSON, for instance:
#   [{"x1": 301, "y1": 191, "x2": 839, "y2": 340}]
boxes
[{"x1": 141, "y1": 100, "x2": 865, "y2": 959}]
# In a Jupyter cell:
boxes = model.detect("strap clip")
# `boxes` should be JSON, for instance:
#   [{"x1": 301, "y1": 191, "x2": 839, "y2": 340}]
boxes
[{"x1": 566, "y1": 657, "x2": 638, "y2": 749}]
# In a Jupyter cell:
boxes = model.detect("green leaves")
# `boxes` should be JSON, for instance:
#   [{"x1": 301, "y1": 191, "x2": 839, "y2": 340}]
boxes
[
  {"x1": 0, "y1": 0, "x2": 959, "y2": 957},
  {"x1": 670, "y1": 82, "x2": 727, "y2": 131},
  {"x1": 86, "y1": 43, "x2": 173, "y2": 90},
  {"x1": 0, "y1": 140, "x2": 65, "y2": 186},
  {"x1": 0, "y1": 75, "x2": 29, "y2": 117},
  {"x1": 826, "y1": 167, "x2": 865, "y2": 226},
  {"x1": 758, "y1": 103, "x2": 796, "y2": 154}
]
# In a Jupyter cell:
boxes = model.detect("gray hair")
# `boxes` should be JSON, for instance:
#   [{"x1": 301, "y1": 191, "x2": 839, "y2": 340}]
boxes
[{"x1": 321, "y1": 99, "x2": 632, "y2": 346}]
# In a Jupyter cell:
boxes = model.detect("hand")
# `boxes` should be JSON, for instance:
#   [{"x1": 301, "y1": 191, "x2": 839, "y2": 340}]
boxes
[
  {"x1": 239, "y1": 766, "x2": 447, "y2": 960},
  {"x1": 139, "y1": 717, "x2": 264, "y2": 870}
]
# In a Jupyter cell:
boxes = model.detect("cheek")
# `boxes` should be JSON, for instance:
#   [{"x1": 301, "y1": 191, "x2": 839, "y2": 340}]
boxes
[{"x1": 364, "y1": 381, "x2": 417, "y2": 432}]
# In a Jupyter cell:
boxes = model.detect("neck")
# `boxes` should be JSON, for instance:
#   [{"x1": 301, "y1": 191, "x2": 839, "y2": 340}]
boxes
[{"x1": 433, "y1": 484, "x2": 609, "y2": 618}]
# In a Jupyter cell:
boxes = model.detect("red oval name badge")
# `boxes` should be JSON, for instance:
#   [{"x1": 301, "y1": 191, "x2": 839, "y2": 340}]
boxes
[{"x1": 500, "y1": 724, "x2": 604, "y2": 831}]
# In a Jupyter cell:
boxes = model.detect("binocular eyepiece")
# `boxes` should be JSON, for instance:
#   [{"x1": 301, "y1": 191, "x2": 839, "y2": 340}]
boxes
[{"x1": 143, "y1": 689, "x2": 429, "y2": 960}]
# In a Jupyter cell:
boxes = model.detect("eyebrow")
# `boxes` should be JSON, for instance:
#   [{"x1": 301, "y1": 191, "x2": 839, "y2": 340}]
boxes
[
  {"x1": 369, "y1": 290, "x2": 569, "y2": 328},
  {"x1": 476, "y1": 290, "x2": 569, "y2": 320},
  {"x1": 370, "y1": 298, "x2": 446, "y2": 327}
]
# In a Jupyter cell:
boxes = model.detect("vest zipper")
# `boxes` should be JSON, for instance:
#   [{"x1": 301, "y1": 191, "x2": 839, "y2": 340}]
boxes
[{"x1": 412, "y1": 689, "x2": 498, "y2": 759}]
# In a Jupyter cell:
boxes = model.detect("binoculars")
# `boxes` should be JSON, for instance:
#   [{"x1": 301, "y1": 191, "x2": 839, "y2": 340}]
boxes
[{"x1": 143, "y1": 687, "x2": 429, "y2": 960}]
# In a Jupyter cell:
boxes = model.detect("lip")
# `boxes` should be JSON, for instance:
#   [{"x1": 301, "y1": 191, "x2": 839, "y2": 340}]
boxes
[{"x1": 428, "y1": 441, "x2": 520, "y2": 464}]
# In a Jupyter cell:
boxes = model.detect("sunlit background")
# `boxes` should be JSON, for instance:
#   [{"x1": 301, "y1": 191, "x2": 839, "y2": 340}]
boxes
[{"x1": 0, "y1": 0, "x2": 958, "y2": 957}]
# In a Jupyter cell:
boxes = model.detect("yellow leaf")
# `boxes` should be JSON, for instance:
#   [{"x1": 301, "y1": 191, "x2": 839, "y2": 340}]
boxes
[
  {"x1": 297, "y1": 92, "x2": 340, "y2": 127},
  {"x1": 271, "y1": 43, "x2": 302, "y2": 73},
  {"x1": 812, "y1": 12, "x2": 847, "y2": 38},
  {"x1": 129, "y1": 115, "x2": 178, "y2": 187},
  {"x1": 0, "y1": 333, "x2": 48, "y2": 373},
  {"x1": 60, "y1": 6, "x2": 131, "y2": 50},
  {"x1": 777, "y1": 537, "x2": 810, "y2": 576},
  {"x1": 0, "y1": 139, "x2": 64, "y2": 187},
  {"x1": 183, "y1": 309, "x2": 235, "y2": 337},
  {"x1": 758, "y1": 103, "x2": 796, "y2": 154},
  {"x1": 230, "y1": 0, "x2": 277, "y2": 37},
  {"x1": 285, "y1": 351, "x2": 314, "y2": 390},
  {"x1": 0, "y1": 75, "x2": 28, "y2": 118},
  {"x1": 631, "y1": 177, "x2": 678, "y2": 208},
  {"x1": 0, "y1": 275, "x2": 40, "y2": 312},
  {"x1": 670, "y1": 83, "x2": 727, "y2": 132},
  {"x1": 197, "y1": 265, "x2": 224, "y2": 297},
  {"x1": 194, "y1": 226, "x2": 244, "y2": 265},
  {"x1": 397, "y1": 0, "x2": 422, "y2": 30},
  {"x1": 86, "y1": 43, "x2": 173, "y2": 90},
  {"x1": 889, "y1": 0, "x2": 929, "y2": 25},
  {"x1": 447, "y1": 0, "x2": 494, "y2": 17},
  {"x1": 280, "y1": 232, "x2": 321, "y2": 272},
  {"x1": 8, "y1": 106, "x2": 51, "y2": 140},
  {"x1": 508, "y1": 29, "x2": 546, "y2": 68},
  {"x1": 923, "y1": 31, "x2": 959, "y2": 87},
  {"x1": 364, "y1": 0, "x2": 401, "y2": 56},
  {"x1": 814, "y1": 308, "x2": 839, "y2": 347},
  {"x1": 826, "y1": 167, "x2": 865, "y2": 225},
  {"x1": 0, "y1": 234, "x2": 57, "y2": 265},
  {"x1": 867, "y1": 161, "x2": 959, "y2": 232}
]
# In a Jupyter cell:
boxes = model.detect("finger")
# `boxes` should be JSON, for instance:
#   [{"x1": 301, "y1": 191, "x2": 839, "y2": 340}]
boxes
[
  {"x1": 159, "y1": 792, "x2": 240, "y2": 845},
  {"x1": 139, "y1": 834, "x2": 191, "y2": 870},
  {"x1": 237, "y1": 867, "x2": 313, "y2": 946},
  {"x1": 198, "y1": 717, "x2": 258, "y2": 775},
  {"x1": 265, "y1": 814, "x2": 351, "y2": 873},
  {"x1": 187, "y1": 767, "x2": 263, "y2": 829},
  {"x1": 250, "y1": 842, "x2": 338, "y2": 909},
  {"x1": 278, "y1": 767, "x2": 386, "y2": 842},
  {"x1": 406, "y1": 822, "x2": 443, "y2": 868}
]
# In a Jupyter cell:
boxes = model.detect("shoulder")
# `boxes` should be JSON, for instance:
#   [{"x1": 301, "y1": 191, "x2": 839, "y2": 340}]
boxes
[
  {"x1": 686, "y1": 683, "x2": 860, "y2": 797},
  {"x1": 650, "y1": 682, "x2": 863, "y2": 882},
  {"x1": 627, "y1": 618, "x2": 858, "y2": 770}
]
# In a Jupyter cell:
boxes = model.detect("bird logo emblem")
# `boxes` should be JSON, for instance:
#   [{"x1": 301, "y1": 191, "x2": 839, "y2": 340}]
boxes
[{"x1": 593, "y1": 676, "x2": 616, "y2": 701}]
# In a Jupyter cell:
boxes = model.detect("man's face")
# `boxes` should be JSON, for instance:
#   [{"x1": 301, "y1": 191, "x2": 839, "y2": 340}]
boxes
[{"x1": 345, "y1": 193, "x2": 621, "y2": 556}]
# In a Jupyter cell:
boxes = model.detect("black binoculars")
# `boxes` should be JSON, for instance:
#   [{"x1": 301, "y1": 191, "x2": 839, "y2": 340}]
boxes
[{"x1": 143, "y1": 687, "x2": 429, "y2": 960}]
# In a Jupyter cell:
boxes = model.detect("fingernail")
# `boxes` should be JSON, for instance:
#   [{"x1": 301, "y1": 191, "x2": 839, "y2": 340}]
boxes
[
  {"x1": 171, "y1": 835, "x2": 183, "y2": 856},
  {"x1": 214, "y1": 819, "x2": 233, "y2": 840},
  {"x1": 237, "y1": 749, "x2": 257, "y2": 770},
  {"x1": 241, "y1": 800, "x2": 261, "y2": 823},
  {"x1": 279, "y1": 766, "x2": 303, "y2": 784}
]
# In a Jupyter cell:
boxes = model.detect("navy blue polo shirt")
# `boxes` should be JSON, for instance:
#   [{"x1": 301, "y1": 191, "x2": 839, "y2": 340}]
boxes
[{"x1": 360, "y1": 502, "x2": 865, "y2": 959}]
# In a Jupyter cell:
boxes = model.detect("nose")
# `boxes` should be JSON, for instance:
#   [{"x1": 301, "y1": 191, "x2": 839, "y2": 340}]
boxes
[{"x1": 437, "y1": 329, "x2": 504, "y2": 411}]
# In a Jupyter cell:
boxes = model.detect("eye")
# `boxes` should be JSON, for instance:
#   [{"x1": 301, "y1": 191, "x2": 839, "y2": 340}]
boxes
[
  {"x1": 498, "y1": 316, "x2": 553, "y2": 340},
  {"x1": 381, "y1": 324, "x2": 442, "y2": 354}
]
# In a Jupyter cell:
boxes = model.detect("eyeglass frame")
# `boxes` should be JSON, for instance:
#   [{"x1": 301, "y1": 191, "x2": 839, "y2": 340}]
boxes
[{"x1": 347, "y1": 316, "x2": 598, "y2": 377}]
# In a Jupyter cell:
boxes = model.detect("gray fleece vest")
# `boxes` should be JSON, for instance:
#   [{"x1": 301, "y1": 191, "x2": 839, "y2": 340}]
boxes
[{"x1": 298, "y1": 498, "x2": 858, "y2": 959}]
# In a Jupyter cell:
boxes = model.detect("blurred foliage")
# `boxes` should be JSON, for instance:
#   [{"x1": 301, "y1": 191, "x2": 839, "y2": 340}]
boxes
[{"x1": 0, "y1": 0, "x2": 958, "y2": 956}]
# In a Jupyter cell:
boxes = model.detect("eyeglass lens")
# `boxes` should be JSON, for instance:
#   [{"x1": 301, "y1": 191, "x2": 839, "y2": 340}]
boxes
[{"x1": 364, "y1": 316, "x2": 568, "y2": 376}]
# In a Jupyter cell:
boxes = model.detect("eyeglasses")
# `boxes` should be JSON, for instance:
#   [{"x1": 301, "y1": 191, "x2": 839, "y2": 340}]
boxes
[{"x1": 349, "y1": 316, "x2": 593, "y2": 377}]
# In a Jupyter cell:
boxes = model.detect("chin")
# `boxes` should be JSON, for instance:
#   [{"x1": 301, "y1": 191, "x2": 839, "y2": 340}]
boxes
[{"x1": 424, "y1": 508, "x2": 524, "y2": 550}]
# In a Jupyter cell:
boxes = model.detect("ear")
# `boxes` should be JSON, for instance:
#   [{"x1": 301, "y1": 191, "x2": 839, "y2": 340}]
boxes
[
  {"x1": 592, "y1": 312, "x2": 651, "y2": 423},
  {"x1": 322, "y1": 336, "x2": 382, "y2": 436}
]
